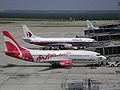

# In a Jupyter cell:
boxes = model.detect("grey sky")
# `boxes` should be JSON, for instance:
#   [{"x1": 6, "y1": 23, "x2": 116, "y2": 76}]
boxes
[{"x1": 0, "y1": 0, "x2": 119, "y2": 10}]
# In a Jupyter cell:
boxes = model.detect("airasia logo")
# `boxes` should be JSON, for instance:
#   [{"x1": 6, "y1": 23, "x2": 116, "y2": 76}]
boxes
[
  {"x1": 36, "y1": 52, "x2": 71, "y2": 61},
  {"x1": 26, "y1": 32, "x2": 32, "y2": 38}
]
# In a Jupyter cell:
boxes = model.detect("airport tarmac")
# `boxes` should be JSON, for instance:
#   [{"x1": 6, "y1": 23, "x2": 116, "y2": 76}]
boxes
[{"x1": 0, "y1": 19, "x2": 120, "y2": 90}]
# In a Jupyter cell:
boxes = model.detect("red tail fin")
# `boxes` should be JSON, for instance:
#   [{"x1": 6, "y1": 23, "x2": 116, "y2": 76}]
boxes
[
  {"x1": 3, "y1": 31, "x2": 22, "y2": 52},
  {"x1": 2, "y1": 31, "x2": 33, "y2": 61}
]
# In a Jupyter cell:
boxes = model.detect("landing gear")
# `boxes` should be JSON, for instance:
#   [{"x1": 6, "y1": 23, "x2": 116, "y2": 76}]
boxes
[
  {"x1": 98, "y1": 61, "x2": 108, "y2": 66},
  {"x1": 51, "y1": 63, "x2": 72, "y2": 68},
  {"x1": 51, "y1": 63, "x2": 61, "y2": 68}
]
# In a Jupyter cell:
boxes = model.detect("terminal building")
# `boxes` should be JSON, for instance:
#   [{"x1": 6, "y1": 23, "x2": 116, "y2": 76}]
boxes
[
  {"x1": 91, "y1": 33, "x2": 120, "y2": 41},
  {"x1": 84, "y1": 28, "x2": 120, "y2": 37},
  {"x1": 95, "y1": 45, "x2": 120, "y2": 56},
  {"x1": 84, "y1": 25, "x2": 120, "y2": 56},
  {"x1": 99, "y1": 24, "x2": 120, "y2": 29},
  {"x1": 84, "y1": 25, "x2": 120, "y2": 41}
]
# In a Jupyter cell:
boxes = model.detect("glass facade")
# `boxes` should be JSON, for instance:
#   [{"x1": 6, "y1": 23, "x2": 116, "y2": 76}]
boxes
[
  {"x1": 91, "y1": 34, "x2": 120, "y2": 41},
  {"x1": 84, "y1": 28, "x2": 120, "y2": 36},
  {"x1": 95, "y1": 46, "x2": 120, "y2": 55}
]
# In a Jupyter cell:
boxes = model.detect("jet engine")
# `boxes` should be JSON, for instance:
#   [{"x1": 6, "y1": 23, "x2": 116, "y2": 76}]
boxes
[{"x1": 59, "y1": 60, "x2": 72, "y2": 67}]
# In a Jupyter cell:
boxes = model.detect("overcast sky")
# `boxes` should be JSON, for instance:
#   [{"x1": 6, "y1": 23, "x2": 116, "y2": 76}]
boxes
[{"x1": 0, "y1": 0, "x2": 119, "y2": 10}]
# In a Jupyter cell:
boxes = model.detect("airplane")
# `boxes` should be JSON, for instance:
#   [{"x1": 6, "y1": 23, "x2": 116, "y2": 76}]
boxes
[
  {"x1": 22, "y1": 25, "x2": 97, "y2": 48},
  {"x1": 2, "y1": 31, "x2": 107, "y2": 68}
]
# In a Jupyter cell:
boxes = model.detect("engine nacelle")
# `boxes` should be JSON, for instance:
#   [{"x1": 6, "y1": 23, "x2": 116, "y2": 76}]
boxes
[{"x1": 59, "y1": 60, "x2": 72, "y2": 67}]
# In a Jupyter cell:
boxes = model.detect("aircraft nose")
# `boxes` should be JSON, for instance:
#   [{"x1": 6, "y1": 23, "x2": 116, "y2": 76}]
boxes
[
  {"x1": 93, "y1": 39, "x2": 97, "y2": 42},
  {"x1": 101, "y1": 56, "x2": 107, "y2": 60},
  {"x1": 101, "y1": 56, "x2": 108, "y2": 65}
]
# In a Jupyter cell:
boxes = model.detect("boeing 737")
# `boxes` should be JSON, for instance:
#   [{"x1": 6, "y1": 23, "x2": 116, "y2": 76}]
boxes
[
  {"x1": 2, "y1": 31, "x2": 106, "y2": 68},
  {"x1": 22, "y1": 25, "x2": 96, "y2": 48}
]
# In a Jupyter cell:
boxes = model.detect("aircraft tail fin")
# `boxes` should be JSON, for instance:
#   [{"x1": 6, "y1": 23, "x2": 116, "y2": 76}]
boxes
[
  {"x1": 86, "y1": 20, "x2": 95, "y2": 29},
  {"x1": 3, "y1": 31, "x2": 22, "y2": 52},
  {"x1": 2, "y1": 31, "x2": 33, "y2": 61},
  {"x1": 22, "y1": 25, "x2": 37, "y2": 38}
]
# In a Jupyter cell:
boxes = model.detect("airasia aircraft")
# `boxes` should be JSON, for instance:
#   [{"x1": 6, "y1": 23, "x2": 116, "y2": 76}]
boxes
[
  {"x1": 22, "y1": 25, "x2": 96, "y2": 48},
  {"x1": 2, "y1": 31, "x2": 106, "y2": 68}
]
